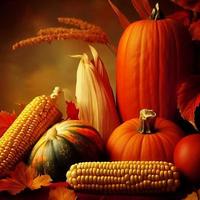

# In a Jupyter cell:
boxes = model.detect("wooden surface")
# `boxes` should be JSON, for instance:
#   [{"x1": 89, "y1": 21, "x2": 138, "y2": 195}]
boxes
[
  {"x1": 0, "y1": 189, "x2": 190, "y2": 200},
  {"x1": 0, "y1": 181, "x2": 198, "y2": 200}
]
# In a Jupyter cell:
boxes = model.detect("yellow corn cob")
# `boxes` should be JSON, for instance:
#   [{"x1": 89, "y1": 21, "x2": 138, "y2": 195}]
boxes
[
  {"x1": 66, "y1": 161, "x2": 180, "y2": 194},
  {"x1": 0, "y1": 87, "x2": 62, "y2": 178}
]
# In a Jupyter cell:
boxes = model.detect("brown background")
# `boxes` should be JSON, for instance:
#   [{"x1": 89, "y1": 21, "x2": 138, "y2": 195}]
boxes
[{"x1": 0, "y1": 0, "x2": 178, "y2": 111}]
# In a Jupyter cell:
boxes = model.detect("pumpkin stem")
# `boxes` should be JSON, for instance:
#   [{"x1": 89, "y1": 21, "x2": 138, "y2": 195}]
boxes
[
  {"x1": 150, "y1": 3, "x2": 164, "y2": 20},
  {"x1": 138, "y1": 109, "x2": 156, "y2": 134}
]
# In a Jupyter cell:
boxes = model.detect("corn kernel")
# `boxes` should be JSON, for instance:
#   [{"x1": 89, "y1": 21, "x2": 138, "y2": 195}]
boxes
[{"x1": 66, "y1": 161, "x2": 181, "y2": 194}]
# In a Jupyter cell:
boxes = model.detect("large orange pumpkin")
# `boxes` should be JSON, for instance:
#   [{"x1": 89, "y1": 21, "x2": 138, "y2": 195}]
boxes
[
  {"x1": 116, "y1": 4, "x2": 193, "y2": 121},
  {"x1": 107, "y1": 109, "x2": 184, "y2": 162}
]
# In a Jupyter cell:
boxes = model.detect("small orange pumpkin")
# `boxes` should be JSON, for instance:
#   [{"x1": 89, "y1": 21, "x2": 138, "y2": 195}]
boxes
[{"x1": 107, "y1": 109, "x2": 184, "y2": 162}]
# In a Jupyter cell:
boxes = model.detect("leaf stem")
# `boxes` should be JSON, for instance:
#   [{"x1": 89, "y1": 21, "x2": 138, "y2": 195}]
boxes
[{"x1": 106, "y1": 41, "x2": 117, "y2": 55}]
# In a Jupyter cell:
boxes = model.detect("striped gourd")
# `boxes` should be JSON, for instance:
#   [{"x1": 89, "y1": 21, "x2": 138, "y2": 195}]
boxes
[
  {"x1": 0, "y1": 87, "x2": 62, "y2": 178},
  {"x1": 66, "y1": 161, "x2": 180, "y2": 194},
  {"x1": 29, "y1": 120, "x2": 104, "y2": 181}
]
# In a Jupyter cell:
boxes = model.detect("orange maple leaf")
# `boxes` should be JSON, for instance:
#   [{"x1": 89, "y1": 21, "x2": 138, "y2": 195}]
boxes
[
  {"x1": 0, "y1": 111, "x2": 16, "y2": 138},
  {"x1": 48, "y1": 187, "x2": 76, "y2": 200},
  {"x1": 0, "y1": 162, "x2": 52, "y2": 195},
  {"x1": 184, "y1": 189, "x2": 200, "y2": 200}
]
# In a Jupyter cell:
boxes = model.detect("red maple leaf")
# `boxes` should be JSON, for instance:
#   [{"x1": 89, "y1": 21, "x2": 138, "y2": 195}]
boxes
[
  {"x1": 0, "y1": 111, "x2": 16, "y2": 138},
  {"x1": 66, "y1": 101, "x2": 79, "y2": 120},
  {"x1": 190, "y1": 20, "x2": 200, "y2": 40},
  {"x1": 177, "y1": 75, "x2": 200, "y2": 130},
  {"x1": 171, "y1": 0, "x2": 200, "y2": 13},
  {"x1": 168, "y1": 10, "x2": 192, "y2": 27}
]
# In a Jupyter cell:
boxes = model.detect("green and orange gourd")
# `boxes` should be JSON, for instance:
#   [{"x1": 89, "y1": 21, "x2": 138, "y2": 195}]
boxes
[{"x1": 29, "y1": 120, "x2": 104, "y2": 181}]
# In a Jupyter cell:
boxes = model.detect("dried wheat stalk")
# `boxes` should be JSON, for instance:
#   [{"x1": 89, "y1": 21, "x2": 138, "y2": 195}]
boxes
[
  {"x1": 12, "y1": 17, "x2": 114, "y2": 51},
  {"x1": 12, "y1": 32, "x2": 108, "y2": 50},
  {"x1": 57, "y1": 17, "x2": 102, "y2": 32},
  {"x1": 37, "y1": 27, "x2": 72, "y2": 35},
  {"x1": 37, "y1": 27, "x2": 106, "y2": 37},
  {"x1": 37, "y1": 27, "x2": 73, "y2": 35}
]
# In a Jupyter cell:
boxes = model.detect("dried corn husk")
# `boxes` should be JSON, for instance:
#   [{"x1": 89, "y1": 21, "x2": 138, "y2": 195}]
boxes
[{"x1": 75, "y1": 45, "x2": 120, "y2": 142}]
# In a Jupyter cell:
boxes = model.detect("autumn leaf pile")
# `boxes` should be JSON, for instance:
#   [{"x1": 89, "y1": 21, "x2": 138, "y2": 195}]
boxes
[
  {"x1": 0, "y1": 162, "x2": 76, "y2": 199},
  {"x1": 0, "y1": 162, "x2": 51, "y2": 195}
]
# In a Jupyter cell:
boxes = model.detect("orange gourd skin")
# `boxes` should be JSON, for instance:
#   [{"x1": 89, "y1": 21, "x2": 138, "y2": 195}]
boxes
[
  {"x1": 107, "y1": 117, "x2": 184, "y2": 162},
  {"x1": 174, "y1": 134, "x2": 200, "y2": 184},
  {"x1": 116, "y1": 18, "x2": 193, "y2": 122}
]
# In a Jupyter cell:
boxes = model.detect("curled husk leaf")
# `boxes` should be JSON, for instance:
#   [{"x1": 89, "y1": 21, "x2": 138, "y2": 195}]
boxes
[{"x1": 75, "y1": 45, "x2": 120, "y2": 142}]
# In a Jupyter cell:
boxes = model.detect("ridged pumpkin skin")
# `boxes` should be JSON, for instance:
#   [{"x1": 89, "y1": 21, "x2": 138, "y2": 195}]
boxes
[
  {"x1": 116, "y1": 18, "x2": 193, "y2": 121},
  {"x1": 107, "y1": 115, "x2": 184, "y2": 162},
  {"x1": 29, "y1": 120, "x2": 104, "y2": 181}
]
